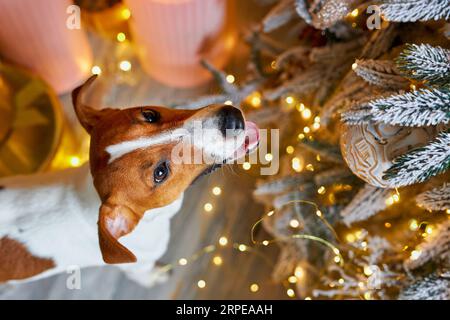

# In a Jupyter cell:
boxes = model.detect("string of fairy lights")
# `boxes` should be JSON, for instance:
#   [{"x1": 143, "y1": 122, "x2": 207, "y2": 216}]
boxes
[{"x1": 56, "y1": 5, "x2": 449, "y2": 299}]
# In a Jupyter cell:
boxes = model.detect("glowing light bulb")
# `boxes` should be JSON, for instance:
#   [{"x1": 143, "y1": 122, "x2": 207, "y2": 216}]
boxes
[
  {"x1": 286, "y1": 145, "x2": 294, "y2": 154},
  {"x1": 289, "y1": 219, "x2": 300, "y2": 228},
  {"x1": 303, "y1": 126, "x2": 310, "y2": 134},
  {"x1": 305, "y1": 164, "x2": 314, "y2": 171},
  {"x1": 265, "y1": 153, "x2": 273, "y2": 162},
  {"x1": 410, "y1": 250, "x2": 421, "y2": 260},
  {"x1": 364, "y1": 265, "x2": 373, "y2": 276},
  {"x1": 316, "y1": 210, "x2": 322, "y2": 217},
  {"x1": 238, "y1": 244, "x2": 247, "y2": 252},
  {"x1": 219, "y1": 236, "x2": 228, "y2": 246},
  {"x1": 248, "y1": 92, "x2": 262, "y2": 108},
  {"x1": 287, "y1": 288, "x2": 295, "y2": 298},
  {"x1": 116, "y1": 32, "x2": 126, "y2": 42},
  {"x1": 346, "y1": 233, "x2": 356, "y2": 243},
  {"x1": 197, "y1": 280, "x2": 206, "y2": 288},
  {"x1": 297, "y1": 133, "x2": 305, "y2": 140},
  {"x1": 121, "y1": 8, "x2": 131, "y2": 20},
  {"x1": 317, "y1": 186, "x2": 326, "y2": 195},
  {"x1": 250, "y1": 283, "x2": 259, "y2": 292},
  {"x1": 294, "y1": 266, "x2": 304, "y2": 278},
  {"x1": 352, "y1": 62, "x2": 358, "y2": 70},
  {"x1": 301, "y1": 108, "x2": 312, "y2": 120},
  {"x1": 350, "y1": 8, "x2": 359, "y2": 17},
  {"x1": 285, "y1": 96, "x2": 294, "y2": 104},
  {"x1": 292, "y1": 157, "x2": 303, "y2": 172},
  {"x1": 409, "y1": 219, "x2": 419, "y2": 231},
  {"x1": 392, "y1": 193, "x2": 400, "y2": 202},
  {"x1": 262, "y1": 240, "x2": 269, "y2": 246},
  {"x1": 296, "y1": 103, "x2": 305, "y2": 112},
  {"x1": 224, "y1": 100, "x2": 233, "y2": 105},
  {"x1": 385, "y1": 196, "x2": 395, "y2": 206},
  {"x1": 242, "y1": 162, "x2": 251, "y2": 170},
  {"x1": 213, "y1": 256, "x2": 223, "y2": 266},
  {"x1": 226, "y1": 74, "x2": 235, "y2": 84},
  {"x1": 288, "y1": 276, "x2": 297, "y2": 284},
  {"x1": 204, "y1": 203, "x2": 213, "y2": 212},
  {"x1": 91, "y1": 66, "x2": 102, "y2": 75},
  {"x1": 119, "y1": 60, "x2": 132, "y2": 71},
  {"x1": 178, "y1": 258, "x2": 187, "y2": 266},
  {"x1": 69, "y1": 156, "x2": 81, "y2": 167},
  {"x1": 212, "y1": 187, "x2": 222, "y2": 196}
]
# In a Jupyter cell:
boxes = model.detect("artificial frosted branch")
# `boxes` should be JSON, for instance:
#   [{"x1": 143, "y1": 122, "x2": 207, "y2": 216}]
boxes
[
  {"x1": 405, "y1": 219, "x2": 450, "y2": 271},
  {"x1": 340, "y1": 184, "x2": 392, "y2": 226},
  {"x1": 345, "y1": 88, "x2": 450, "y2": 127},
  {"x1": 398, "y1": 273, "x2": 450, "y2": 300},
  {"x1": 380, "y1": 0, "x2": 450, "y2": 22},
  {"x1": 353, "y1": 59, "x2": 409, "y2": 89},
  {"x1": 383, "y1": 130, "x2": 450, "y2": 187},
  {"x1": 396, "y1": 43, "x2": 450, "y2": 87},
  {"x1": 262, "y1": 0, "x2": 297, "y2": 32},
  {"x1": 360, "y1": 23, "x2": 399, "y2": 60},
  {"x1": 416, "y1": 183, "x2": 450, "y2": 211},
  {"x1": 294, "y1": 0, "x2": 312, "y2": 24}
]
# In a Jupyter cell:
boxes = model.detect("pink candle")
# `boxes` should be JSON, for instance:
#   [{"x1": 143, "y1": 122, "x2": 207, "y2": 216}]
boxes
[
  {"x1": 125, "y1": 0, "x2": 235, "y2": 88},
  {"x1": 0, "y1": 0, "x2": 93, "y2": 94}
]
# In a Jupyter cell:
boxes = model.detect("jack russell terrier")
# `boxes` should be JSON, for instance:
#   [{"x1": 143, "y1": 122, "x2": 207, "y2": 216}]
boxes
[{"x1": 0, "y1": 76, "x2": 259, "y2": 287}]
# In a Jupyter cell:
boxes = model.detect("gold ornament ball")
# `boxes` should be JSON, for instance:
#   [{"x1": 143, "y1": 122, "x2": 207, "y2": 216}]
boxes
[{"x1": 340, "y1": 122, "x2": 441, "y2": 188}]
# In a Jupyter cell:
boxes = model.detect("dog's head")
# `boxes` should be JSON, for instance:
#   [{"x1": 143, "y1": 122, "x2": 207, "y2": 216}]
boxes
[{"x1": 72, "y1": 76, "x2": 259, "y2": 264}]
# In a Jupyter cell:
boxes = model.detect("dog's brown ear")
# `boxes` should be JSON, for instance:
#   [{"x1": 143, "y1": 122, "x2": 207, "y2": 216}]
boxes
[
  {"x1": 72, "y1": 75, "x2": 102, "y2": 134},
  {"x1": 98, "y1": 203, "x2": 141, "y2": 264}
]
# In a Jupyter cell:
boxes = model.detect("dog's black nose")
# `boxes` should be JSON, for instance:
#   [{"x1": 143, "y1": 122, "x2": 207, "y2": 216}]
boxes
[{"x1": 219, "y1": 106, "x2": 245, "y2": 136}]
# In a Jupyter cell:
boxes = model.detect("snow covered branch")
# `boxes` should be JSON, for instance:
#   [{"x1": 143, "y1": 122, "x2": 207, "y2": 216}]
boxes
[{"x1": 383, "y1": 130, "x2": 450, "y2": 187}]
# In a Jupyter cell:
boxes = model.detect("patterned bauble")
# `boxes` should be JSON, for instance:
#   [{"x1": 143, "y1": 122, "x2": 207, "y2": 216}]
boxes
[{"x1": 340, "y1": 122, "x2": 441, "y2": 188}]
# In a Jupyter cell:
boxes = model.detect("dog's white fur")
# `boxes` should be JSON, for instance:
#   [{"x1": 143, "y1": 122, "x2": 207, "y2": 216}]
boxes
[{"x1": 0, "y1": 163, "x2": 183, "y2": 286}]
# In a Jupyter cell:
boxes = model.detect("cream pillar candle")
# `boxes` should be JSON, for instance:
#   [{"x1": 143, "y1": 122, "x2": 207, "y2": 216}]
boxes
[
  {"x1": 0, "y1": 0, "x2": 93, "y2": 94},
  {"x1": 125, "y1": 0, "x2": 235, "y2": 88}
]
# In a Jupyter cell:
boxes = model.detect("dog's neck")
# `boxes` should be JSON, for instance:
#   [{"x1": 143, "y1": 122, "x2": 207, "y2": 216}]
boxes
[{"x1": 0, "y1": 165, "x2": 182, "y2": 282}]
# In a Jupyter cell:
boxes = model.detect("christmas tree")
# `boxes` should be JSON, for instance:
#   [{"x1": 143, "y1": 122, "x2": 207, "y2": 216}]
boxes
[{"x1": 183, "y1": 0, "x2": 450, "y2": 300}]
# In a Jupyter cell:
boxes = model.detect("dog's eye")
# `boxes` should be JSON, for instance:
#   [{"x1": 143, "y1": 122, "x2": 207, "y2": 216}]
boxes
[
  {"x1": 154, "y1": 161, "x2": 169, "y2": 184},
  {"x1": 142, "y1": 109, "x2": 160, "y2": 123}
]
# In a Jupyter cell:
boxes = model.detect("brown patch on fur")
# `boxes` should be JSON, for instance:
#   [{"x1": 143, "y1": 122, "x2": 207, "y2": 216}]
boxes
[
  {"x1": 0, "y1": 237, "x2": 55, "y2": 282},
  {"x1": 72, "y1": 76, "x2": 231, "y2": 264}
]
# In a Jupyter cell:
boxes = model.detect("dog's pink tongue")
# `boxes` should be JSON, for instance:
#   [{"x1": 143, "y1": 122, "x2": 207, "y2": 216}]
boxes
[
  {"x1": 244, "y1": 121, "x2": 259, "y2": 153},
  {"x1": 232, "y1": 121, "x2": 259, "y2": 160}
]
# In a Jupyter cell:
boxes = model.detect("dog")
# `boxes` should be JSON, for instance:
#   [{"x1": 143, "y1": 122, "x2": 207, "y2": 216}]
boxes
[{"x1": 0, "y1": 76, "x2": 259, "y2": 287}]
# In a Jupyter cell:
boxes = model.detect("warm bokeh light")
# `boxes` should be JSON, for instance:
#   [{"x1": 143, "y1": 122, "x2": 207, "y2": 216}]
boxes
[{"x1": 119, "y1": 60, "x2": 132, "y2": 71}]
